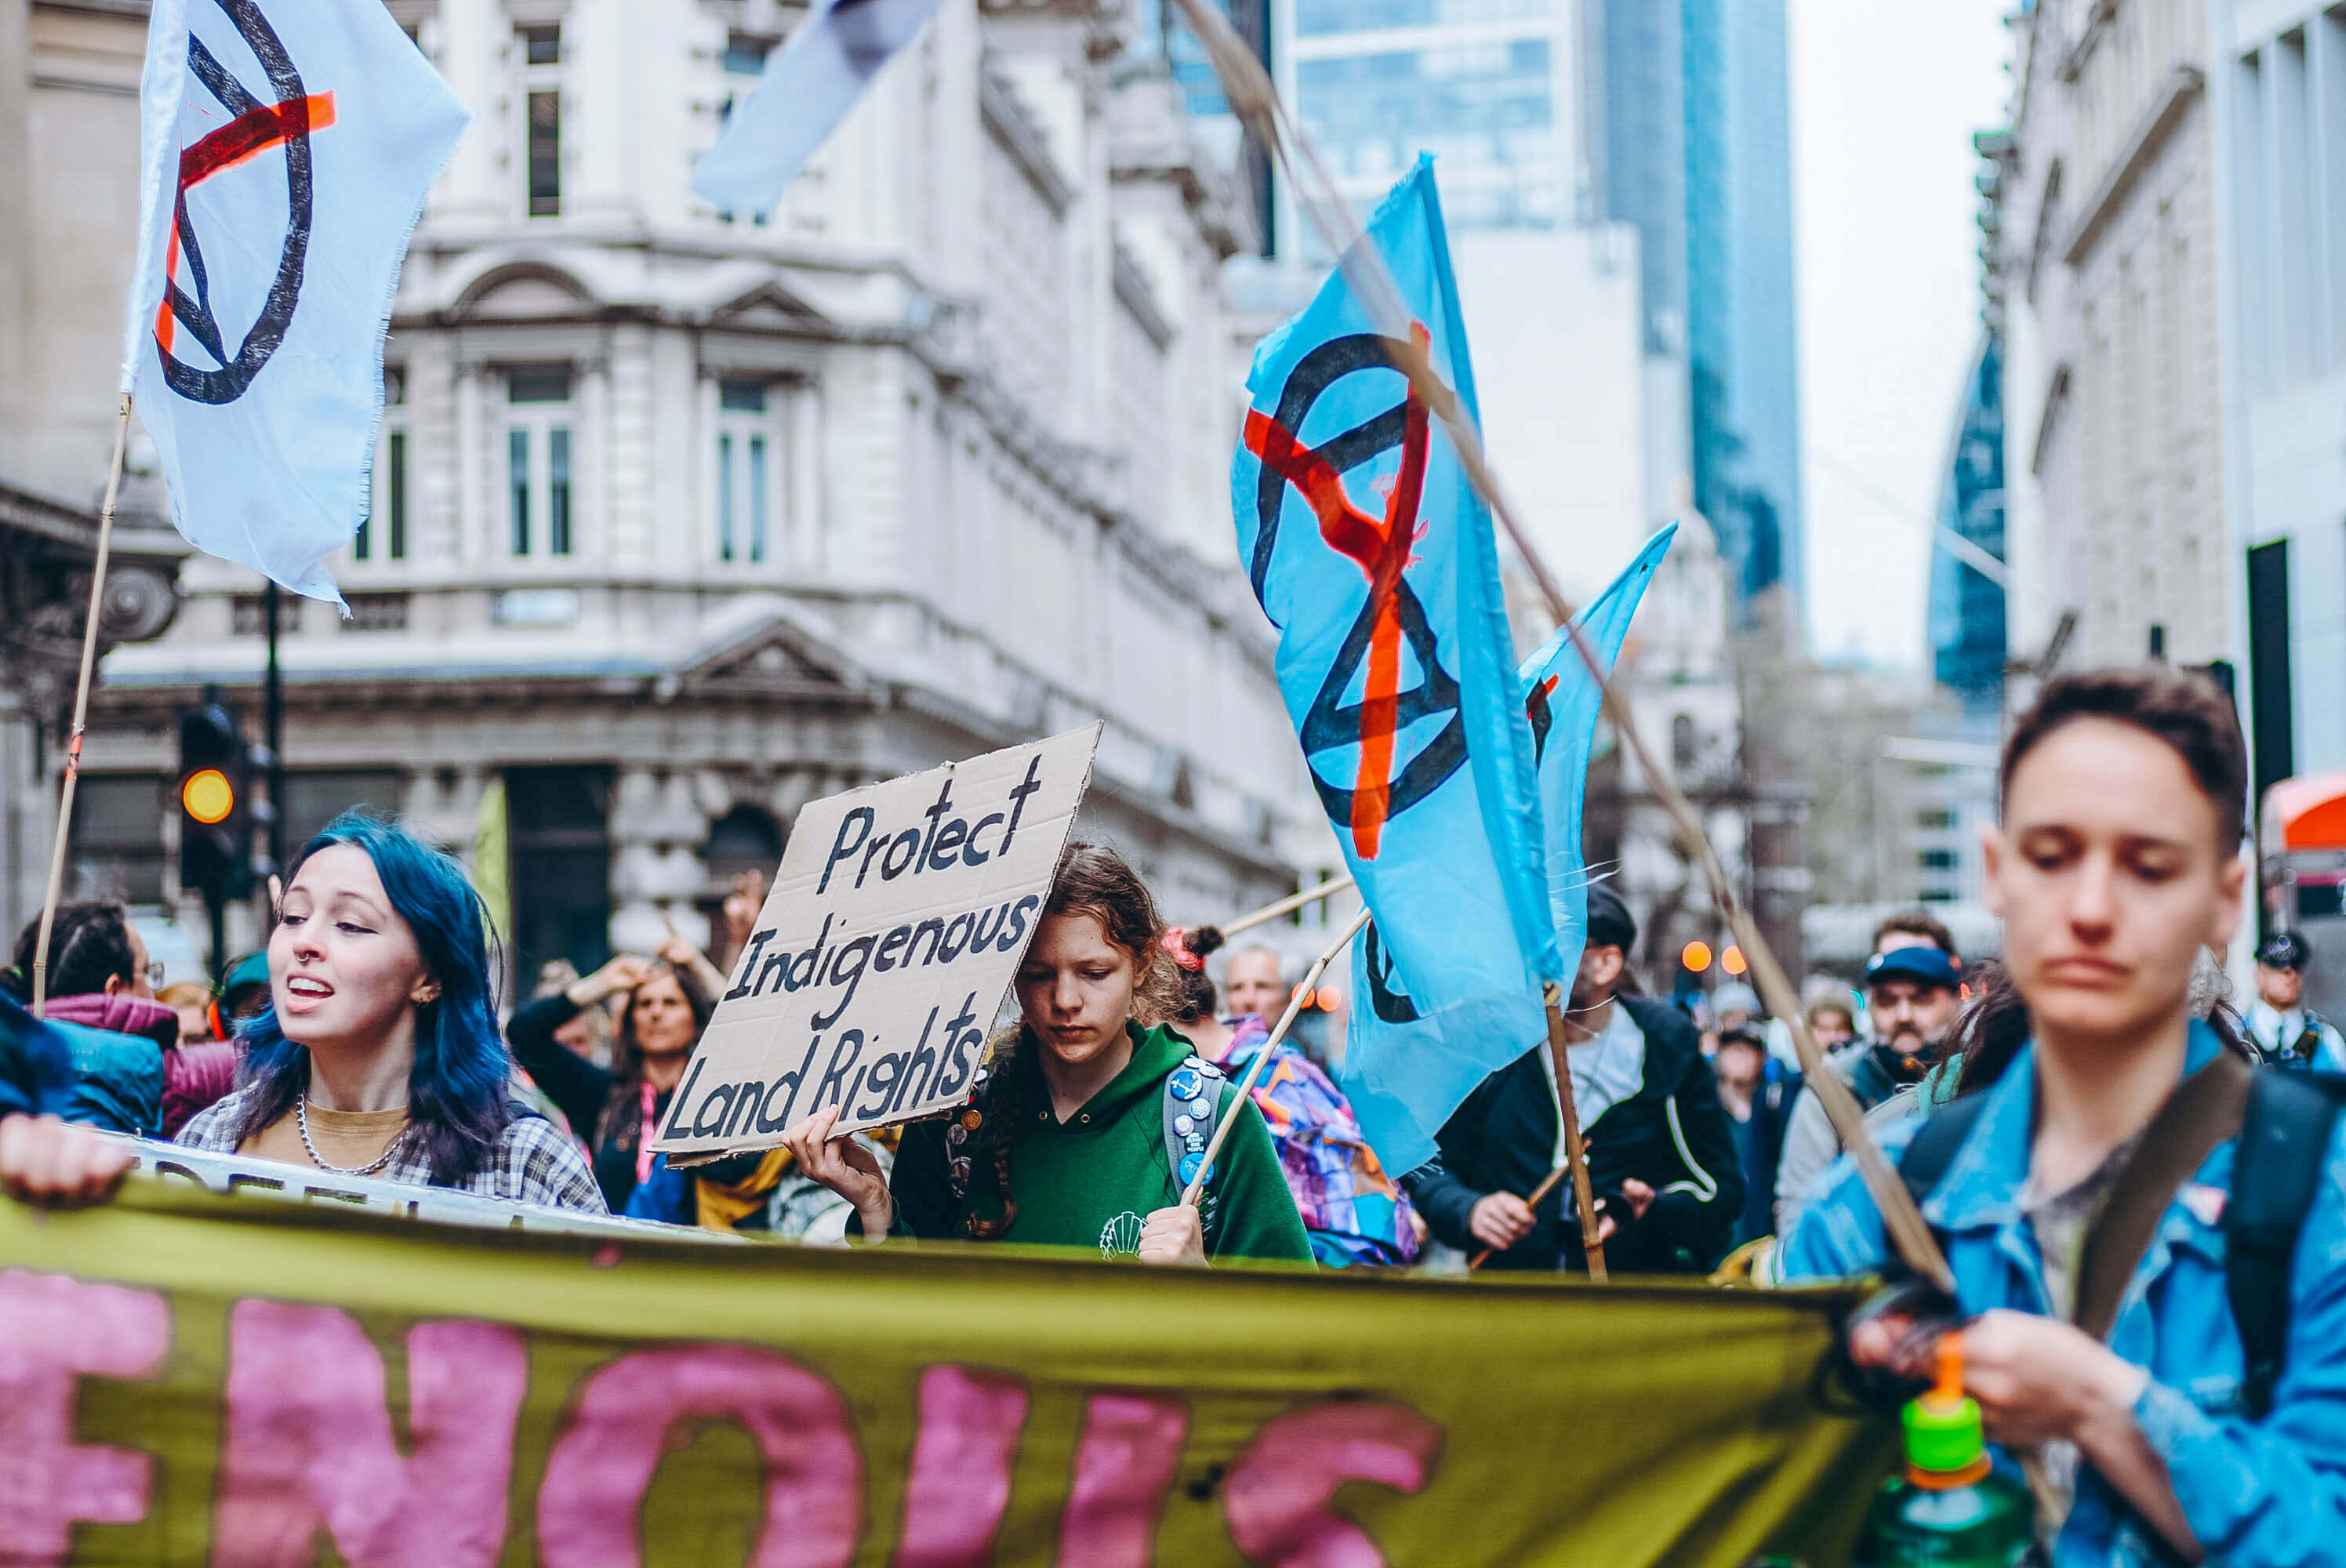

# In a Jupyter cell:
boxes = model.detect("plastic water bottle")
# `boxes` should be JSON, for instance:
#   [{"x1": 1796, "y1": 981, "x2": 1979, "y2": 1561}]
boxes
[{"x1": 1854, "y1": 1334, "x2": 2035, "y2": 1567}]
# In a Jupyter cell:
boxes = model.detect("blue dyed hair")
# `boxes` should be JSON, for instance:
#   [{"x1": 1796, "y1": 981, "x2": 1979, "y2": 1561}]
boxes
[{"x1": 231, "y1": 810, "x2": 519, "y2": 1185}]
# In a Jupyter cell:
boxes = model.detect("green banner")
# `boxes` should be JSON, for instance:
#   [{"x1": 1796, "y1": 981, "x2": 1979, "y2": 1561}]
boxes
[{"x1": 0, "y1": 1179, "x2": 1890, "y2": 1566}]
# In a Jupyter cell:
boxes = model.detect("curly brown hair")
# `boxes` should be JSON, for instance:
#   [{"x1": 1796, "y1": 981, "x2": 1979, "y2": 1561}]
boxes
[{"x1": 958, "y1": 841, "x2": 1175, "y2": 1239}]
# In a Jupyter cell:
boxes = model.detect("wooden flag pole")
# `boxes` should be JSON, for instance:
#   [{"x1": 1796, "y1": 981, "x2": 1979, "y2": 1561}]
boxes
[
  {"x1": 1164, "y1": 0, "x2": 1952, "y2": 1295},
  {"x1": 29, "y1": 395, "x2": 134, "y2": 1018},
  {"x1": 1546, "y1": 995, "x2": 1607, "y2": 1280},
  {"x1": 1468, "y1": 993, "x2": 1607, "y2": 1278},
  {"x1": 1179, "y1": 904, "x2": 1371, "y2": 1208},
  {"x1": 1206, "y1": 873, "x2": 1355, "y2": 945}
]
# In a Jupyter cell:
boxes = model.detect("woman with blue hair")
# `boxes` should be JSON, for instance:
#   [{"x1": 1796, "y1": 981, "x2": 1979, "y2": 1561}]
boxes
[{"x1": 165, "y1": 811, "x2": 603, "y2": 1210}]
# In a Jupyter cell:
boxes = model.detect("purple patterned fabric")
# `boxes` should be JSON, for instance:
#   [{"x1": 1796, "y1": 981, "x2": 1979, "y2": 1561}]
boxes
[{"x1": 1204, "y1": 1018, "x2": 1420, "y2": 1268}]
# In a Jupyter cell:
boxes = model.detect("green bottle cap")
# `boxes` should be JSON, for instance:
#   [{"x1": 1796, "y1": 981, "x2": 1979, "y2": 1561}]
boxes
[
  {"x1": 1901, "y1": 1386, "x2": 1985, "y2": 1475},
  {"x1": 1900, "y1": 1332, "x2": 1987, "y2": 1482}
]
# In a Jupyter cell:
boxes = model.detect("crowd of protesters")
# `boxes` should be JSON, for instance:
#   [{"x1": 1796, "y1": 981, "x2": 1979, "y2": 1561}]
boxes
[{"x1": 8, "y1": 665, "x2": 2346, "y2": 1560}]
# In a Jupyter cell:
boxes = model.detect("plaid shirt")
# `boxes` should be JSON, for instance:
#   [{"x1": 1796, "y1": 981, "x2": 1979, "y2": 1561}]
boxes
[{"x1": 177, "y1": 1085, "x2": 607, "y2": 1214}]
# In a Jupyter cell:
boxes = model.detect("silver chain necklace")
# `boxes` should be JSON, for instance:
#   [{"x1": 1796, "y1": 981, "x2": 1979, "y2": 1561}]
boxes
[{"x1": 296, "y1": 1093, "x2": 404, "y2": 1177}]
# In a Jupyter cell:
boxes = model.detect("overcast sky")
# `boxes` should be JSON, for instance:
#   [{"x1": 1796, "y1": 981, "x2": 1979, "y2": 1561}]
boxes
[{"x1": 1788, "y1": 0, "x2": 2014, "y2": 669}]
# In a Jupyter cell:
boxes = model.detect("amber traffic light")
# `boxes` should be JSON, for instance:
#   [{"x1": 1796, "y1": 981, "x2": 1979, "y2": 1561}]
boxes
[{"x1": 182, "y1": 768, "x2": 235, "y2": 825}]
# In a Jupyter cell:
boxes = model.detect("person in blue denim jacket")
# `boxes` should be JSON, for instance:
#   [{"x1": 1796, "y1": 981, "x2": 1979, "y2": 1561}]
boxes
[{"x1": 1781, "y1": 666, "x2": 2346, "y2": 1566}]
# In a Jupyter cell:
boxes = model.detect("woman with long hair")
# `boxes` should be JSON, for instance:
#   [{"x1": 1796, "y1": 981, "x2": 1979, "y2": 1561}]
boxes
[
  {"x1": 1781, "y1": 667, "x2": 2346, "y2": 1563},
  {"x1": 505, "y1": 935, "x2": 716, "y2": 1212},
  {"x1": 169, "y1": 812, "x2": 602, "y2": 1208},
  {"x1": 783, "y1": 842, "x2": 1313, "y2": 1265}
]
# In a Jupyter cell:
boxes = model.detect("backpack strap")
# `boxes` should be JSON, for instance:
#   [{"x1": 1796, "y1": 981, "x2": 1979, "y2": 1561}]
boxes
[
  {"x1": 1163, "y1": 1056, "x2": 1233, "y2": 1234},
  {"x1": 2072, "y1": 1053, "x2": 2251, "y2": 1345},
  {"x1": 2226, "y1": 1069, "x2": 2346, "y2": 1417},
  {"x1": 1895, "y1": 1089, "x2": 1991, "y2": 1214}
]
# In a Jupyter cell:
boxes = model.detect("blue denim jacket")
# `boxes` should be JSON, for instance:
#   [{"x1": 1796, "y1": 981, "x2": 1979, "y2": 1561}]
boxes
[{"x1": 1778, "y1": 1022, "x2": 2346, "y2": 1566}]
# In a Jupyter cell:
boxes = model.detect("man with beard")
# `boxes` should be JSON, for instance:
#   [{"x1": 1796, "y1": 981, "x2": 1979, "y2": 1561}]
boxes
[
  {"x1": 1404, "y1": 885, "x2": 1742, "y2": 1274},
  {"x1": 1773, "y1": 916, "x2": 1963, "y2": 1232}
]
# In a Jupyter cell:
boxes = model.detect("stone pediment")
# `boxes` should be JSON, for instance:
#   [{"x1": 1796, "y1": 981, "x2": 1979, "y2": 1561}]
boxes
[
  {"x1": 676, "y1": 609, "x2": 870, "y2": 702},
  {"x1": 710, "y1": 282, "x2": 831, "y2": 335}
]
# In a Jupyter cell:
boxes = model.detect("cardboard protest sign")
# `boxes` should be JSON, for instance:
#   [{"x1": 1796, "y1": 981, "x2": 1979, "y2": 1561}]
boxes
[{"x1": 654, "y1": 724, "x2": 1101, "y2": 1157}]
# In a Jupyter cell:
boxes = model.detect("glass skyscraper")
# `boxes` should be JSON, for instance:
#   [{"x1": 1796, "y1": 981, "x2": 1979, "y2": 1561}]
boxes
[
  {"x1": 1286, "y1": 0, "x2": 1583, "y2": 234},
  {"x1": 1256, "y1": 0, "x2": 1803, "y2": 626},
  {"x1": 1929, "y1": 336, "x2": 2007, "y2": 713},
  {"x1": 1598, "y1": 0, "x2": 1803, "y2": 628}
]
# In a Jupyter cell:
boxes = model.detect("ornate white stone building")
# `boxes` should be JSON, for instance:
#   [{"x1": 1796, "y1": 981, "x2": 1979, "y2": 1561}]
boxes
[
  {"x1": 14, "y1": 0, "x2": 1320, "y2": 975},
  {"x1": 1999, "y1": 0, "x2": 2230, "y2": 680}
]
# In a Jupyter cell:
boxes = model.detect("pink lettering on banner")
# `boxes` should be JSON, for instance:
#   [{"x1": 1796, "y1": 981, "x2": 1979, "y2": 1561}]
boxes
[
  {"x1": 1222, "y1": 1402, "x2": 1442, "y2": 1568},
  {"x1": 212, "y1": 1304, "x2": 526, "y2": 1568},
  {"x1": 536, "y1": 1342, "x2": 864, "y2": 1568},
  {"x1": 891, "y1": 1366, "x2": 1030, "y2": 1567},
  {"x1": 1053, "y1": 1391, "x2": 1189, "y2": 1568},
  {"x1": 0, "y1": 1270, "x2": 169, "y2": 1566}
]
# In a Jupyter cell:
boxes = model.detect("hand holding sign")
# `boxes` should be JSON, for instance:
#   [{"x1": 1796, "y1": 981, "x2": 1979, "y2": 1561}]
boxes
[
  {"x1": 653, "y1": 725, "x2": 1102, "y2": 1160},
  {"x1": 782, "y1": 1105, "x2": 892, "y2": 1240}
]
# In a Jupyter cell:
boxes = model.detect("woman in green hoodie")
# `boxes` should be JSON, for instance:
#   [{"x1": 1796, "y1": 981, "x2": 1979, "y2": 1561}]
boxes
[{"x1": 783, "y1": 843, "x2": 1313, "y2": 1265}]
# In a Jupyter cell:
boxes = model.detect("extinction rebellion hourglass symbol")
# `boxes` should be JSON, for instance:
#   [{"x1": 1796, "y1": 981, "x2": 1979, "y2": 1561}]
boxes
[
  {"x1": 1244, "y1": 325, "x2": 1467, "y2": 862},
  {"x1": 154, "y1": 0, "x2": 336, "y2": 405}
]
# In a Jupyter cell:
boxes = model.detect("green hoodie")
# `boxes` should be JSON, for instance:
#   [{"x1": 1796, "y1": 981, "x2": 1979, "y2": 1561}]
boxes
[{"x1": 891, "y1": 1022, "x2": 1313, "y2": 1265}]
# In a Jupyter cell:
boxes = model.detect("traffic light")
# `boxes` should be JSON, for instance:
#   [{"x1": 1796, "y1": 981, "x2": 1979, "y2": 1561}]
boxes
[{"x1": 178, "y1": 699, "x2": 252, "y2": 908}]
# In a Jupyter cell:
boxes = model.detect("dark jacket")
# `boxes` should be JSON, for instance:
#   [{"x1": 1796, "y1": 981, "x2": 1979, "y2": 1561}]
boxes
[
  {"x1": 507, "y1": 992, "x2": 647, "y2": 1211},
  {"x1": 506, "y1": 992, "x2": 763, "y2": 1211},
  {"x1": 1731, "y1": 1058, "x2": 1801, "y2": 1245},
  {"x1": 1405, "y1": 993, "x2": 1744, "y2": 1273}
]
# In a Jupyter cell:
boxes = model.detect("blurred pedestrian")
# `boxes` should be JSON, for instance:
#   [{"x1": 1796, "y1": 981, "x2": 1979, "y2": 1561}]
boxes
[
  {"x1": 1222, "y1": 945, "x2": 1288, "y2": 1024},
  {"x1": 1775, "y1": 916, "x2": 1963, "y2": 1232},
  {"x1": 1709, "y1": 980, "x2": 1762, "y2": 1033},
  {"x1": 158, "y1": 980, "x2": 218, "y2": 1046},
  {"x1": 783, "y1": 842, "x2": 1313, "y2": 1265},
  {"x1": 219, "y1": 951, "x2": 272, "y2": 1025},
  {"x1": 1803, "y1": 996, "x2": 1856, "y2": 1050},
  {"x1": 1405, "y1": 884, "x2": 1742, "y2": 1274},
  {"x1": 3, "y1": 902, "x2": 168, "y2": 1135},
  {"x1": 1165, "y1": 928, "x2": 1419, "y2": 1267},
  {"x1": 2243, "y1": 931, "x2": 2346, "y2": 1071},
  {"x1": 507, "y1": 933, "x2": 715, "y2": 1213},
  {"x1": 532, "y1": 958, "x2": 616, "y2": 1069},
  {"x1": 1712, "y1": 1022, "x2": 1796, "y2": 1245}
]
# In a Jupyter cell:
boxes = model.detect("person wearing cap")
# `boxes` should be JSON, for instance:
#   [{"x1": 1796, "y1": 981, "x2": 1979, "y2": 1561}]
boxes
[
  {"x1": 1404, "y1": 884, "x2": 1743, "y2": 1274},
  {"x1": 2244, "y1": 931, "x2": 2346, "y2": 1072},
  {"x1": 1774, "y1": 919, "x2": 1964, "y2": 1233},
  {"x1": 219, "y1": 952, "x2": 274, "y2": 1027}
]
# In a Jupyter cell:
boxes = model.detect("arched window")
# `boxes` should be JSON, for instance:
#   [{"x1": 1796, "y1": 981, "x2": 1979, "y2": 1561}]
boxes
[{"x1": 703, "y1": 804, "x2": 785, "y2": 886}]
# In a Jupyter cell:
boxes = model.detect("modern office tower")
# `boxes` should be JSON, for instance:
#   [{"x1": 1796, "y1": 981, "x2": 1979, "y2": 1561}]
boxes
[
  {"x1": 1929, "y1": 336, "x2": 2009, "y2": 713},
  {"x1": 1596, "y1": 0, "x2": 1803, "y2": 633}
]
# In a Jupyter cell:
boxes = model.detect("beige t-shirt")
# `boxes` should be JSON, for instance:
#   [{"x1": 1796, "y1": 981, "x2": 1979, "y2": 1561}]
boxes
[{"x1": 240, "y1": 1102, "x2": 411, "y2": 1173}]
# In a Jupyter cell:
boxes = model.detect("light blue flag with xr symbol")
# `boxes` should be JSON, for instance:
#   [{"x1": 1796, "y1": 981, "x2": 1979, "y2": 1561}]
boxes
[
  {"x1": 1228, "y1": 156, "x2": 1559, "y2": 1178},
  {"x1": 1343, "y1": 525, "x2": 1675, "y2": 1174}
]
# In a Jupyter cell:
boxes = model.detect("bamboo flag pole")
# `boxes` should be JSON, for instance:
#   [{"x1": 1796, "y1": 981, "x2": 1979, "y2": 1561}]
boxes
[
  {"x1": 1208, "y1": 873, "x2": 1355, "y2": 944},
  {"x1": 1166, "y1": 0, "x2": 1952, "y2": 1292},
  {"x1": 29, "y1": 395, "x2": 135, "y2": 1020},
  {"x1": 1470, "y1": 994, "x2": 1608, "y2": 1278},
  {"x1": 1180, "y1": 905, "x2": 1371, "y2": 1208}
]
